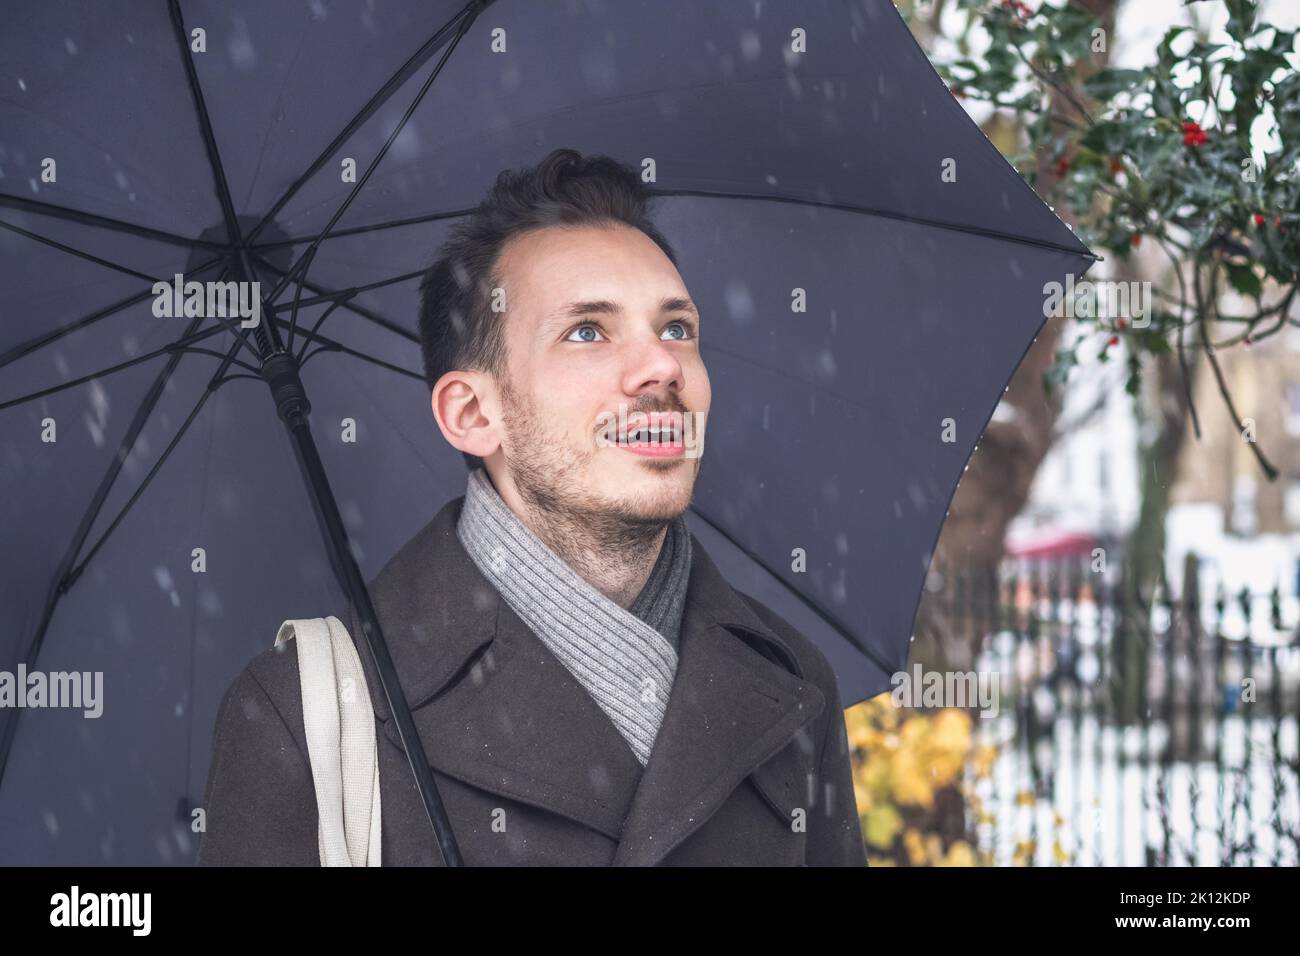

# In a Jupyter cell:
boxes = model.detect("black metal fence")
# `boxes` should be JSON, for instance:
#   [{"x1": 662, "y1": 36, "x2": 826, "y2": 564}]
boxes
[{"x1": 923, "y1": 554, "x2": 1300, "y2": 866}]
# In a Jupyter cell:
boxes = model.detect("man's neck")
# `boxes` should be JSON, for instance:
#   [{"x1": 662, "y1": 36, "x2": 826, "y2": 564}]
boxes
[
  {"x1": 528, "y1": 514, "x2": 666, "y2": 609},
  {"x1": 486, "y1": 470, "x2": 667, "y2": 608}
]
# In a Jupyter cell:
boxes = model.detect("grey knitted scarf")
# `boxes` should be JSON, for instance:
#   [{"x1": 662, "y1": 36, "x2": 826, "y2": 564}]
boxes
[{"x1": 456, "y1": 467, "x2": 693, "y2": 765}]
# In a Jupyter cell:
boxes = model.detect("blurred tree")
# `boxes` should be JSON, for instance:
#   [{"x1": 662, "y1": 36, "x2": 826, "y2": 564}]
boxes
[
  {"x1": 906, "y1": 0, "x2": 1117, "y2": 681},
  {"x1": 909, "y1": 0, "x2": 1299, "y2": 723}
]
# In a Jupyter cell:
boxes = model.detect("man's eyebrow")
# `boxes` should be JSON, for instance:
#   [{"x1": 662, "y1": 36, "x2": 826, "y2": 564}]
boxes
[
  {"x1": 551, "y1": 299, "x2": 620, "y2": 323},
  {"x1": 546, "y1": 297, "x2": 699, "y2": 328},
  {"x1": 659, "y1": 297, "x2": 699, "y2": 319}
]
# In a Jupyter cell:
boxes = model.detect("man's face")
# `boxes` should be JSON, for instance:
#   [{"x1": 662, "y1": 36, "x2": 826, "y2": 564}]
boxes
[{"x1": 489, "y1": 223, "x2": 710, "y2": 528}]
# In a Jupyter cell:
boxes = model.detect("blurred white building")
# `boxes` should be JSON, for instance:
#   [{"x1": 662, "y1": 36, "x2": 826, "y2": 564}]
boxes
[
  {"x1": 1004, "y1": 316, "x2": 1141, "y2": 557},
  {"x1": 1164, "y1": 317, "x2": 1300, "y2": 638}
]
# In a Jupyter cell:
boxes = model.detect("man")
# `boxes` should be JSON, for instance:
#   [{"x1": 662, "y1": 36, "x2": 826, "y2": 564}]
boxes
[{"x1": 197, "y1": 148, "x2": 867, "y2": 866}]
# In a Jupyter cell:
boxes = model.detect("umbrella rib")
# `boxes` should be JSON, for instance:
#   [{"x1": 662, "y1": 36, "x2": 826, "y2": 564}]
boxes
[
  {"x1": 0, "y1": 219, "x2": 259, "y2": 366},
  {"x1": 687, "y1": 503, "x2": 898, "y2": 678},
  {"x1": 0, "y1": 324, "x2": 240, "y2": 412},
  {"x1": 295, "y1": 296, "x2": 356, "y2": 364},
  {"x1": 265, "y1": 2, "x2": 482, "y2": 305},
  {"x1": 647, "y1": 187, "x2": 1101, "y2": 262},
  {"x1": 0, "y1": 254, "x2": 226, "y2": 371},
  {"x1": 215, "y1": 372, "x2": 264, "y2": 384},
  {"x1": 252, "y1": 252, "x2": 419, "y2": 344},
  {"x1": 278, "y1": 269, "x2": 426, "y2": 311},
  {"x1": 284, "y1": 245, "x2": 318, "y2": 355},
  {"x1": 167, "y1": 0, "x2": 243, "y2": 256},
  {"x1": 250, "y1": 186, "x2": 1099, "y2": 265},
  {"x1": 63, "y1": 337, "x2": 250, "y2": 591},
  {"x1": 0, "y1": 218, "x2": 172, "y2": 285},
  {"x1": 245, "y1": 0, "x2": 494, "y2": 248},
  {"x1": 248, "y1": 207, "x2": 476, "y2": 249},
  {"x1": 0, "y1": 313, "x2": 214, "y2": 789},
  {"x1": 269, "y1": 317, "x2": 422, "y2": 382},
  {"x1": 0, "y1": 193, "x2": 225, "y2": 250},
  {"x1": 168, "y1": 0, "x2": 279, "y2": 361},
  {"x1": 176, "y1": 346, "x2": 261, "y2": 371},
  {"x1": 297, "y1": 344, "x2": 341, "y2": 371}
]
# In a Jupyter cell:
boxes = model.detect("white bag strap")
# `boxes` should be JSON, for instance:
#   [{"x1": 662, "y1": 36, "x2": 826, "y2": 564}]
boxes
[{"x1": 275, "y1": 615, "x2": 382, "y2": 867}]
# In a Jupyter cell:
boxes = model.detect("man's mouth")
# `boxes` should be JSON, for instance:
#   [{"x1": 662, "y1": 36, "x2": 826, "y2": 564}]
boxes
[
  {"x1": 617, "y1": 419, "x2": 685, "y2": 457},
  {"x1": 593, "y1": 404, "x2": 698, "y2": 459}
]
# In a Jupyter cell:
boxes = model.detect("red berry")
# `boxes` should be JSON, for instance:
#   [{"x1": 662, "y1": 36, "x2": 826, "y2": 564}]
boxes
[
  {"x1": 1254, "y1": 213, "x2": 1266, "y2": 226},
  {"x1": 1181, "y1": 121, "x2": 1207, "y2": 147}
]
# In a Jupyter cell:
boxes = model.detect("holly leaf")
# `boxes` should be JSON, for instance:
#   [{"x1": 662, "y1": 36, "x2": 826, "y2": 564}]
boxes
[{"x1": 1224, "y1": 261, "x2": 1263, "y2": 298}]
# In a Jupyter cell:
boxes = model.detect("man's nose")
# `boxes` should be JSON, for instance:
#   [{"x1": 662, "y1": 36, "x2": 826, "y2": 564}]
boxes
[{"x1": 621, "y1": 337, "x2": 685, "y2": 396}]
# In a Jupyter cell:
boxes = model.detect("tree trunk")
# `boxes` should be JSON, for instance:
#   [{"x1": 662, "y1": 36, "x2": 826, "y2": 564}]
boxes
[
  {"x1": 909, "y1": 0, "x2": 1118, "y2": 678},
  {"x1": 1117, "y1": 331, "x2": 1203, "y2": 723}
]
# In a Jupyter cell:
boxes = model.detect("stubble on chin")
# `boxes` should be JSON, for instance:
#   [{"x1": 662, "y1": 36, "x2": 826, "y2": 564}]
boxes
[
  {"x1": 619, "y1": 456, "x2": 698, "y2": 522},
  {"x1": 498, "y1": 384, "x2": 697, "y2": 540}
]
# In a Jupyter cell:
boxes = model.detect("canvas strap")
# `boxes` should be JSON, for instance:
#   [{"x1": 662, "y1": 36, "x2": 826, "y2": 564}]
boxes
[{"x1": 274, "y1": 615, "x2": 382, "y2": 866}]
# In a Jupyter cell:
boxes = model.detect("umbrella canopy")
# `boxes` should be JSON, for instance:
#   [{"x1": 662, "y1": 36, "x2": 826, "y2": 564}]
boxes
[{"x1": 0, "y1": 0, "x2": 1094, "y2": 864}]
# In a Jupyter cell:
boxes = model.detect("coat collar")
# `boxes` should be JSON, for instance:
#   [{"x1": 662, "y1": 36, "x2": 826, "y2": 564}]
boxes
[{"x1": 344, "y1": 495, "x2": 826, "y2": 865}]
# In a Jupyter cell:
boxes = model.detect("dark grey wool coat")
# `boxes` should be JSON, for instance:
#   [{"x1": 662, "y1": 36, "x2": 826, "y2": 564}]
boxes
[{"x1": 196, "y1": 496, "x2": 868, "y2": 866}]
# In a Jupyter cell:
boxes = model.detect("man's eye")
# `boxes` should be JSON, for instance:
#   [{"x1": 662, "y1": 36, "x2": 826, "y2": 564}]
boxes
[
  {"x1": 565, "y1": 323, "x2": 605, "y2": 343},
  {"x1": 662, "y1": 321, "x2": 692, "y2": 341}
]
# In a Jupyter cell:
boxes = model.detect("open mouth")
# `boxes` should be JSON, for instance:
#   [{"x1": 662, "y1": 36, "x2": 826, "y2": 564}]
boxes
[
  {"x1": 618, "y1": 423, "x2": 684, "y2": 447},
  {"x1": 593, "y1": 406, "x2": 695, "y2": 459},
  {"x1": 610, "y1": 411, "x2": 688, "y2": 458}
]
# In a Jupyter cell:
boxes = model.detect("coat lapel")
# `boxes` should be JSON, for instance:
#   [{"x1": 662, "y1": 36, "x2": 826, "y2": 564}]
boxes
[
  {"x1": 345, "y1": 495, "x2": 825, "y2": 862},
  {"x1": 347, "y1": 497, "x2": 645, "y2": 842},
  {"x1": 382, "y1": 603, "x2": 648, "y2": 840},
  {"x1": 610, "y1": 545, "x2": 826, "y2": 865}
]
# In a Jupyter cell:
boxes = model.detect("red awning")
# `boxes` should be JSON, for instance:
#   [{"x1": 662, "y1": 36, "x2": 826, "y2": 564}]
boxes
[{"x1": 1004, "y1": 528, "x2": 1099, "y2": 559}]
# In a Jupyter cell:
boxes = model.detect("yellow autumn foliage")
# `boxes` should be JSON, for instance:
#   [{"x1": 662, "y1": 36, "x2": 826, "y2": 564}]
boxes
[
  {"x1": 847, "y1": 695, "x2": 974, "y2": 812},
  {"x1": 938, "y1": 840, "x2": 977, "y2": 867},
  {"x1": 843, "y1": 692, "x2": 991, "y2": 866}
]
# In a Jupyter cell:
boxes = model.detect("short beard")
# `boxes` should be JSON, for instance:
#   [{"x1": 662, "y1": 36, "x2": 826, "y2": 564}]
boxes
[{"x1": 498, "y1": 378, "x2": 686, "y2": 558}]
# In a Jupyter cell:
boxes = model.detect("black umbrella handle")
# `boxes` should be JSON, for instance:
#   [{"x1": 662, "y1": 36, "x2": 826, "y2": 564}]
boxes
[{"x1": 262, "y1": 353, "x2": 464, "y2": 867}]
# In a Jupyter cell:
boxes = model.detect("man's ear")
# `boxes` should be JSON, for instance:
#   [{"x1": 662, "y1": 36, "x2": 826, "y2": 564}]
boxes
[{"x1": 431, "y1": 370, "x2": 500, "y2": 460}]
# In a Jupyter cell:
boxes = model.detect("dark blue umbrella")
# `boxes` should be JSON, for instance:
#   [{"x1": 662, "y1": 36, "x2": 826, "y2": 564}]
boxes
[{"x1": 0, "y1": 0, "x2": 1095, "y2": 864}]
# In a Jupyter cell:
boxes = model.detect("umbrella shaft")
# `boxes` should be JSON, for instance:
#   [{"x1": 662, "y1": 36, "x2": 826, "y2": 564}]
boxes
[{"x1": 264, "y1": 353, "x2": 464, "y2": 866}]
